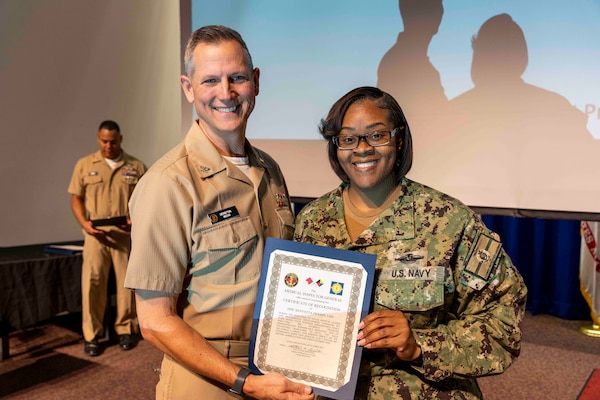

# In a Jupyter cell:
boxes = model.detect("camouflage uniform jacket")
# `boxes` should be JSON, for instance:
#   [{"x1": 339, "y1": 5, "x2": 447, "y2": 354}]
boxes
[{"x1": 293, "y1": 178, "x2": 527, "y2": 400}]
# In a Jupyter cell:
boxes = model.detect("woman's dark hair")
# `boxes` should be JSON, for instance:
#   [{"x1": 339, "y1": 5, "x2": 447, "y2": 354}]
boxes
[{"x1": 319, "y1": 86, "x2": 413, "y2": 183}]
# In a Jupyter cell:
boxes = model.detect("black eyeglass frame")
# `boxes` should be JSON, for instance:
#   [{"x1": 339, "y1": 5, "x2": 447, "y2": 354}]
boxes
[{"x1": 332, "y1": 127, "x2": 399, "y2": 150}]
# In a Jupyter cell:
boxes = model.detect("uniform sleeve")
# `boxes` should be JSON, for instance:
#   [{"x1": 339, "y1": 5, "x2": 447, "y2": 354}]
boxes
[
  {"x1": 137, "y1": 159, "x2": 147, "y2": 176},
  {"x1": 412, "y1": 215, "x2": 527, "y2": 381},
  {"x1": 293, "y1": 202, "x2": 324, "y2": 244},
  {"x1": 293, "y1": 208, "x2": 308, "y2": 241},
  {"x1": 293, "y1": 194, "x2": 340, "y2": 244},
  {"x1": 67, "y1": 158, "x2": 85, "y2": 196},
  {"x1": 124, "y1": 170, "x2": 193, "y2": 293}
]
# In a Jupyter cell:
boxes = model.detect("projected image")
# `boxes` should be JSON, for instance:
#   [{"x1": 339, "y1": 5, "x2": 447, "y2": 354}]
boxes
[{"x1": 191, "y1": 0, "x2": 600, "y2": 214}]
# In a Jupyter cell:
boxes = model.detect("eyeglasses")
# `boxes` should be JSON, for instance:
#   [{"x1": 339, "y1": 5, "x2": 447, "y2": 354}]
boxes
[{"x1": 332, "y1": 128, "x2": 398, "y2": 150}]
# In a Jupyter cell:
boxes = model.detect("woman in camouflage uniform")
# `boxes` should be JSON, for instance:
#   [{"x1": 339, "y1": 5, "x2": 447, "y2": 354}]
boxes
[{"x1": 294, "y1": 86, "x2": 527, "y2": 399}]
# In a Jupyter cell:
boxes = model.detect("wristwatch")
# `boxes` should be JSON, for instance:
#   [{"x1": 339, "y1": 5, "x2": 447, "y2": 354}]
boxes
[{"x1": 229, "y1": 367, "x2": 252, "y2": 395}]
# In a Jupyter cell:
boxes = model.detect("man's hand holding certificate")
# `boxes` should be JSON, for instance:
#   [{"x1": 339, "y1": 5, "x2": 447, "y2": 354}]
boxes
[{"x1": 249, "y1": 238, "x2": 376, "y2": 400}]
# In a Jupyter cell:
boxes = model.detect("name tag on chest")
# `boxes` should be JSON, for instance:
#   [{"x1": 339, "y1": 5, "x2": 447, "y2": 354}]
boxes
[
  {"x1": 207, "y1": 206, "x2": 240, "y2": 224},
  {"x1": 380, "y1": 266, "x2": 441, "y2": 281}
]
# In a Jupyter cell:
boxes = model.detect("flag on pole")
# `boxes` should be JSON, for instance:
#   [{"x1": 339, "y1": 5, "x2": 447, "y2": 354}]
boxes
[{"x1": 580, "y1": 221, "x2": 600, "y2": 326}]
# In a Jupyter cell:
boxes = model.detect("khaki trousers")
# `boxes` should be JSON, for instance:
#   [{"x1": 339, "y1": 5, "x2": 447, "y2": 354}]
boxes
[
  {"x1": 156, "y1": 340, "x2": 249, "y2": 399},
  {"x1": 81, "y1": 227, "x2": 137, "y2": 341}
]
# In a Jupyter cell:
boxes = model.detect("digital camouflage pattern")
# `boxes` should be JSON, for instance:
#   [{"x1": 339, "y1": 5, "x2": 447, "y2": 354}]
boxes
[{"x1": 294, "y1": 178, "x2": 527, "y2": 400}]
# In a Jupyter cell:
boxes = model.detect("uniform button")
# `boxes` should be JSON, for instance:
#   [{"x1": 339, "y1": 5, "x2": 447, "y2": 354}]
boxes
[{"x1": 232, "y1": 234, "x2": 239, "y2": 243}]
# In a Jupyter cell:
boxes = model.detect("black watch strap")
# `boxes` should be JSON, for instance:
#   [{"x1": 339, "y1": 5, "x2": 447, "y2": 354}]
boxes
[{"x1": 229, "y1": 367, "x2": 251, "y2": 395}]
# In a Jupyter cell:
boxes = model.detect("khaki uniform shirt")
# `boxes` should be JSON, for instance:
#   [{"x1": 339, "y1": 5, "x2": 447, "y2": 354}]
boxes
[
  {"x1": 68, "y1": 150, "x2": 145, "y2": 220},
  {"x1": 124, "y1": 122, "x2": 294, "y2": 398},
  {"x1": 68, "y1": 149, "x2": 145, "y2": 341},
  {"x1": 294, "y1": 178, "x2": 527, "y2": 400}
]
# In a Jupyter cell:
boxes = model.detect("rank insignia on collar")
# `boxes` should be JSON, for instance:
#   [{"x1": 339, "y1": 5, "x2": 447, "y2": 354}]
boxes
[{"x1": 199, "y1": 165, "x2": 210, "y2": 172}]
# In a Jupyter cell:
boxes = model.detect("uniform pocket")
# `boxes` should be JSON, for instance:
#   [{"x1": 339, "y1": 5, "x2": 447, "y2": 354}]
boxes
[
  {"x1": 83, "y1": 174, "x2": 103, "y2": 185},
  {"x1": 275, "y1": 207, "x2": 295, "y2": 240},
  {"x1": 193, "y1": 216, "x2": 259, "y2": 285},
  {"x1": 375, "y1": 265, "x2": 445, "y2": 312},
  {"x1": 121, "y1": 175, "x2": 139, "y2": 185}
]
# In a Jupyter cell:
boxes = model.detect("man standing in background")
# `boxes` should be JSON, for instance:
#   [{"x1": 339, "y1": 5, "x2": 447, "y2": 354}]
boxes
[{"x1": 68, "y1": 120, "x2": 146, "y2": 356}]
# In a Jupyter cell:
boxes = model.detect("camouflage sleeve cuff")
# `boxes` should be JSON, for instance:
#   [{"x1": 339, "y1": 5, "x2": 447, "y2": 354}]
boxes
[
  {"x1": 409, "y1": 353, "x2": 424, "y2": 367},
  {"x1": 409, "y1": 330, "x2": 427, "y2": 372},
  {"x1": 410, "y1": 329, "x2": 453, "y2": 381}
]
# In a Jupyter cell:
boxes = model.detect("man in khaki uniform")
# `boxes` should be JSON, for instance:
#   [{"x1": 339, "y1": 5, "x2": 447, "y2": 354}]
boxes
[
  {"x1": 68, "y1": 120, "x2": 145, "y2": 356},
  {"x1": 124, "y1": 26, "x2": 314, "y2": 400}
]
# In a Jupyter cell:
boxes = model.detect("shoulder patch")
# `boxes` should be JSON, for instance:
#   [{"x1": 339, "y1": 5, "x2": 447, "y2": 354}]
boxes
[{"x1": 464, "y1": 232, "x2": 502, "y2": 281}]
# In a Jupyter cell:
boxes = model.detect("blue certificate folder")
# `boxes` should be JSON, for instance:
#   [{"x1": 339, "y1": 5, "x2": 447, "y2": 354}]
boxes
[{"x1": 249, "y1": 237, "x2": 376, "y2": 400}]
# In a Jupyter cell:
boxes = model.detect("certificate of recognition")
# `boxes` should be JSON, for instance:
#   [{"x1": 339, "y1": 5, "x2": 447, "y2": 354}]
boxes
[{"x1": 249, "y1": 238, "x2": 376, "y2": 400}]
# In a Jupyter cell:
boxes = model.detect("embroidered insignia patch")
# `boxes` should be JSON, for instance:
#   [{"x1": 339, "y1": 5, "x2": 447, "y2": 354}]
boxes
[{"x1": 464, "y1": 232, "x2": 501, "y2": 281}]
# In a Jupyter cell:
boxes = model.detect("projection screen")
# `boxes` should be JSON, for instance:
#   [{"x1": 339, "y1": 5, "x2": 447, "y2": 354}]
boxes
[{"x1": 191, "y1": 0, "x2": 600, "y2": 218}]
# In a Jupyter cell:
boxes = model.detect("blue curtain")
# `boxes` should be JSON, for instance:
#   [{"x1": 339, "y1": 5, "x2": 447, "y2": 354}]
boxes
[{"x1": 482, "y1": 215, "x2": 590, "y2": 320}]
